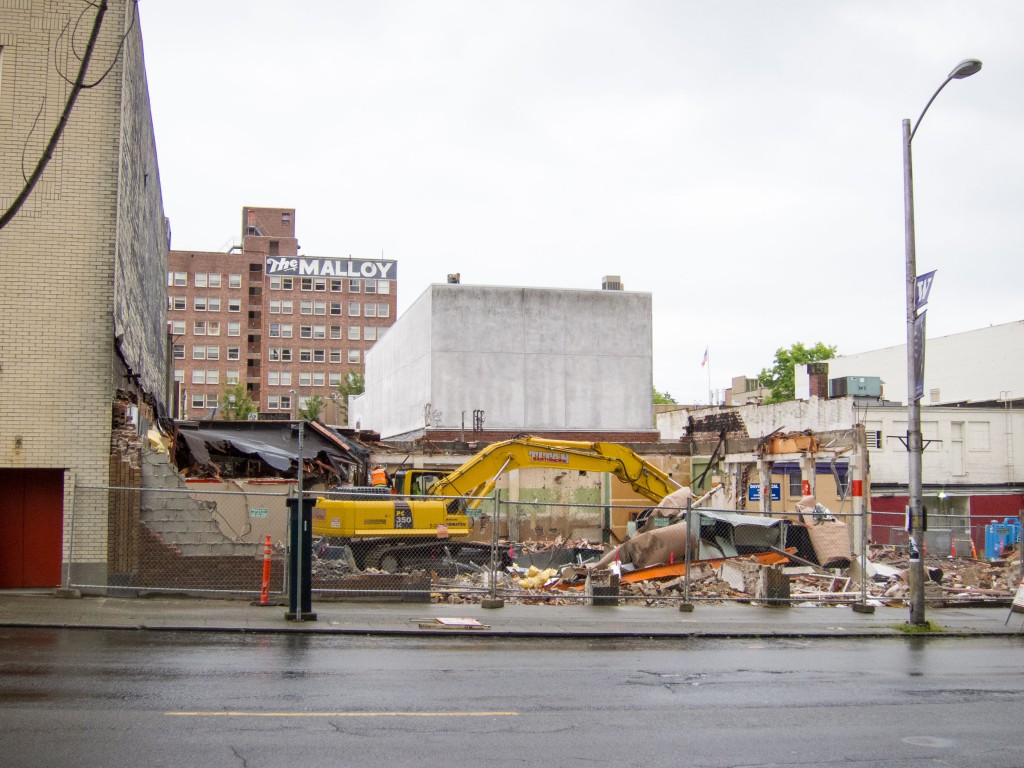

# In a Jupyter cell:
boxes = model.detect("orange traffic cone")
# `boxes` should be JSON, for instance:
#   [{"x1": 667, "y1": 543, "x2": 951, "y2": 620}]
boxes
[
  {"x1": 950, "y1": 539, "x2": 956, "y2": 559},
  {"x1": 971, "y1": 538, "x2": 978, "y2": 559}
]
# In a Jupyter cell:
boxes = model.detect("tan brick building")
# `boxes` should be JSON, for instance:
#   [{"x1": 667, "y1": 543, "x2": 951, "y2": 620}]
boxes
[
  {"x1": 0, "y1": 2, "x2": 168, "y2": 588},
  {"x1": 167, "y1": 206, "x2": 398, "y2": 421}
]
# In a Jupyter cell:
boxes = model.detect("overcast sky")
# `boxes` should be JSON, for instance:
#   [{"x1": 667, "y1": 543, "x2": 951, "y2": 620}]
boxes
[{"x1": 139, "y1": 1, "x2": 1023, "y2": 404}]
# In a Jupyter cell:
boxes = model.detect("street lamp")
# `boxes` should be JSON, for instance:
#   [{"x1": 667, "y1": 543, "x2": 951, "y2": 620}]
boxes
[{"x1": 903, "y1": 58, "x2": 981, "y2": 625}]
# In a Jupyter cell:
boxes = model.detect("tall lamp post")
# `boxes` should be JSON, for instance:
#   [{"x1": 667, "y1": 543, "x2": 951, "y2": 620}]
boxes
[{"x1": 903, "y1": 58, "x2": 981, "y2": 625}]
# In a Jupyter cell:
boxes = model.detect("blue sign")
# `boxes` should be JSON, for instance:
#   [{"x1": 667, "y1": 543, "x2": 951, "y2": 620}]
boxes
[
  {"x1": 915, "y1": 270, "x2": 936, "y2": 311},
  {"x1": 748, "y1": 483, "x2": 781, "y2": 502}
]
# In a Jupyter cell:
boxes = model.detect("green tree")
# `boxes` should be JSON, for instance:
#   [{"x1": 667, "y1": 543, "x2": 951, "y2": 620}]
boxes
[
  {"x1": 219, "y1": 383, "x2": 257, "y2": 420},
  {"x1": 299, "y1": 394, "x2": 326, "y2": 421},
  {"x1": 757, "y1": 341, "x2": 837, "y2": 403},
  {"x1": 652, "y1": 387, "x2": 677, "y2": 405}
]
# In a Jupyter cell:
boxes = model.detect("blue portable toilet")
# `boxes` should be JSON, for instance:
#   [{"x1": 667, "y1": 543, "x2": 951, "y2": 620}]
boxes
[{"x1": 984, "y1": 517, "x2": 1021, "y2": 560}]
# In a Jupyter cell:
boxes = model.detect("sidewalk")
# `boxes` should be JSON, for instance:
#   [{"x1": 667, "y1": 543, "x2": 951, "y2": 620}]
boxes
[{"x1": 1, "y1": 591, "x2": 1022, "y2": 638}]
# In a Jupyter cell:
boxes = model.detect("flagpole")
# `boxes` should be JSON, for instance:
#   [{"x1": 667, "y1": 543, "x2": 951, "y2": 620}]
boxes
[{"x1": 707, "y1": 348, "x2": 712, "y2": 404}]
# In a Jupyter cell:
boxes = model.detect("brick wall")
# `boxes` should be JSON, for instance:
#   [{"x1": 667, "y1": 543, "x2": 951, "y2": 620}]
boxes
[{"x1": 0, "y1": 1, "x2": 166, "y2": 583}]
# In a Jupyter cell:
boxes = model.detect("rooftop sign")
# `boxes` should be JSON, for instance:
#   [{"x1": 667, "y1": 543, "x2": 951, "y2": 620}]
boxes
[{"x1": 265, "y1": 257, "x2": 397, "y2": 280}]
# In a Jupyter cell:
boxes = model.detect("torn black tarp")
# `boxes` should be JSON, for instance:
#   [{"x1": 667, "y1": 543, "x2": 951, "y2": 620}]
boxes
[{"x1": 174, "y1": 420, "x2": 365, "y2": 481}]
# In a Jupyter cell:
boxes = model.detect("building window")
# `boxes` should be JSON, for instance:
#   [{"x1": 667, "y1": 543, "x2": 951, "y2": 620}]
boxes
[
  {"x1": 280, "y1": 348, "x2": 292, "y2": 361},
  {"x1": 329, "y1": 372, "x2": 341, "y2": 387},
  {"x1": 269, "y1": 241, "x2": 279, "y2": 257},
  {"x1": 364, "y1": 327, "x2": 377, "y2": 341},
  {"x1": 229, "y1": 274, "x2": 242, "y2": 289},
  {"x1": 268, "y1": 347, "x2": 281, "y2": 361},
  {"x1": 169, "y1": 296, "x2": 186, "y2": 311},
  {"x1": 270, "y1": 324, "x2": 281, "y2": 338},
  {"x1": 206, "y1": 370, "x2": 219, "y2": 385},
  {"x1": 313, "y1": 325, "x2": 325, "y2": 339},
  {"x1": 330, "y1": 325, "x2": 342, "y2": 339},
  {"x1": 300, "y1": 301, "x2": 313, "y2": 315},
  {"x1": 268, "y1": 395, "x2": 280, "y2": 410},
  {"x1": 314, "y1": 278, "x2": 326, "y2": 291},
  {"x1": 280, "y1": 324, "x2": 293, "y2": 338},
  {"x1": 280, "y1": 371, "x2": 292, "y2": 386},
  {"x1": 330, "y1": 302, "x2": 342, "y2": 315},
  {"x1": 348, "y1": 326, "x2": 361, "y2": 341},
  {"x1": 208, "y1": 274, "x2": 222, "y2": 288},
  {"x1": 301, "y1": 278, "x2": 313, "y2": 291},
  {"x1": 169, "y1": 271, "x2": 188, "y2": 287},
  {"x1": 227, "y1": 346, "x2": 240, "y2": 361},
  {"x1": 207, "y1": 298, "x2": 221, "y2": 312},
  {"x1": 300, "y1": 325, "x2": 312, "y2": 339},
  {"x1": 348, "y1": 302, "x2": 360, "y2": 317},
  {"x1": 787, "y1": 473, "x2": 802, "y2": 497},
  {"x1": 193, "y1": 346, "x2": 207, "y2": 360},
  {"x1": 270, "y1": 300, "x2": 282, "y2": 314},
  {"x1": 313, "y1": 301, "x2": 326, "y2": 315},
  {"x1": 194, "y1": 321, "x2": 207, "y2": 335},
  {"x1": 227, "y1": 322, "x2": 241, "y2": 337},
  {"x1": 192, "y1": 393, "x2": 206, "y2": 409},
  {"x1": 171, "y1": 320, "x2": 186, "y2": 335},
  {"x1": 282, "y1": 211, "x2": 291, "y2": 226},
  {"x1": 299, "y1": 349, "x2": 312, "y2": 363},
  {"x1": 268, "y1": 372, "x2": 280, "y2": 386},
  {"x1": 313, "y1": 349, "x2": 325, "y2": 362},
  {"x1": 364, "y1": 303, "x2": 376, "y2": 318},
  {"x1": 173, "y1": 344, "x2": 185, "y2": 359},
  {"x1": 330, "y1": 279, "x2": 343, "y2": 292},
  {"x1": 174, "y1": 369, "x2": 184, "y2": 382},
  {"x1": 312, "y1": 372, "x2": 325, "y2": 387},
  {"x1": 195, "y1": 273, "x2": 208, "y2": 288},
  {"x1": 206, "y1": 346, "x2": 220, "y2": 360},
  {"x1": 298, "y1": 373, "x2": 311, "y2": 387},
  {"x1": 329, "y1": 350, "x2": 342, "y2": 363},
  {"x1": 228, "y1": 299, "x2": 241, "y2": 312},
  {"x1": 194, "y1": 297, "x2": 207, "y2": 312},
  {"x1": 348, "y1": 279, "x2": 361, "y2": 293},
  {"x1": 192, "y1": 370, "x2": 206, "y2": 384},
  {"x1": 377, "y1": 303, "x2": 390, "y2": 318},
  {"x1": 364, "y1": 280, "x2": 376, "y2": 295},
  {"x1": 226, "y1": 371, "x2": 240, "y2": 385},
  {"x1": 348, "y1": 350, "x2": 360, "y2": 364},
  {"x1": 281, "y1": 395, "x2": 292, "y2": 411},
  {"x1": 969, "y1": 421, "x2": 991, "y2": 451},
  {"x1": 207, "y1": 321, "x2": 220, "y2": 336},
  {"x1": 376, "y1": 280, "x2": 390, "y2": 295}
]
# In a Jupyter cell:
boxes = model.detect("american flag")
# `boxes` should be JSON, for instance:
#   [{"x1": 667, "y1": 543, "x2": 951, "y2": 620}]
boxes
[{"x1": 700, "y1": 347, "x2": 709, "y2": 367}]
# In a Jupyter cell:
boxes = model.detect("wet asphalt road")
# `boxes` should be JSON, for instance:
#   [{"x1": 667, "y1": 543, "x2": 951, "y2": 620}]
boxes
[{"x1": 1, "y1": 628, "x2": 1022, "y2": 768}]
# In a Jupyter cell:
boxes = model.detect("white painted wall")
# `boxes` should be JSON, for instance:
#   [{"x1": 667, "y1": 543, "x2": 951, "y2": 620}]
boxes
[
  {"x1": 352, "y1": 284, "x2": 654, "y2": 438},
  {"x1": 828, "y1": 320, "x2": 1024, "y2": 404}
]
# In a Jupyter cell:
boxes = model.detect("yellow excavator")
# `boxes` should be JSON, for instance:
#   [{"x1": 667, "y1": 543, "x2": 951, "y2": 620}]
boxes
[{"x1": 311, "y1": 435, "x2": 681, "y2": 571}]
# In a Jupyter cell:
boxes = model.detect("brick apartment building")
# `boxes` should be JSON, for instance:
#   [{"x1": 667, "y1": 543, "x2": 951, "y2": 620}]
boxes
[{"x1": 167, "y1": 206, "x2": 398, "y2": 420}]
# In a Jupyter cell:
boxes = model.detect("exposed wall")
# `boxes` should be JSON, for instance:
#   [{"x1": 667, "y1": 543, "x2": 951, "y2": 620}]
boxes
[
  {"x1": 354, "y1": 284, "x2": 654, "y2": 439},
  {"x1": 114, "y1": 7, "x2": 168, "y2": 409}
]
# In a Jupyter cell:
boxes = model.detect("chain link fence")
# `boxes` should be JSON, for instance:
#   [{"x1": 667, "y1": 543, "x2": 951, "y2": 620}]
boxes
[{"x1": 68, "y1": 483, "x2": 1019, "y2": 607}]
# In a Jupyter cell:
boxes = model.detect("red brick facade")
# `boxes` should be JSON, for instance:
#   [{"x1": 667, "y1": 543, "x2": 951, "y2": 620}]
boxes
[{"x1": 168, "y1": 207, "x2": 397, "y2": 420}]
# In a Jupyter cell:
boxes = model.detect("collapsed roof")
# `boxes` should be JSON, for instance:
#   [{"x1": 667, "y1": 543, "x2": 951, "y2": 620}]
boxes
[{"x1": 172, "y1": 420, "x2": 370, "y2": 483}]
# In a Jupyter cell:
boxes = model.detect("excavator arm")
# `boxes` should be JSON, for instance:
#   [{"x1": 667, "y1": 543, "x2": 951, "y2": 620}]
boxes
[{"x1": 427, "y1": 435, "x2": 682, "y2": 509}]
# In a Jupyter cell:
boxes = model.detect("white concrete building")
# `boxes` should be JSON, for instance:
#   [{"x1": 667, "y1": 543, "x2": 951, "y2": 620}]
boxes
[
  {"x1": 351, "y1": 284, "x2": 656, "y2": 441},
  {"x1": 826, "y1": 320, "x2": 1024, "y2": 405}
]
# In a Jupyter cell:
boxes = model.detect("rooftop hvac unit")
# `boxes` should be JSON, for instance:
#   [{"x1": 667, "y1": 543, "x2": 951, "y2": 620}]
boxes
[
  {"x1": 829, "y1": 376, "x2": 883, "y2": 398},
  {"x1": 602, "y1": 275, "x2": 623, "y2": 291}
]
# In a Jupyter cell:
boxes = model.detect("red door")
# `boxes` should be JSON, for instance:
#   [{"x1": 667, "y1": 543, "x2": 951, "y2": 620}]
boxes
[{"x1": 0, "y1": 469, "x2": 64, "y2": 587}]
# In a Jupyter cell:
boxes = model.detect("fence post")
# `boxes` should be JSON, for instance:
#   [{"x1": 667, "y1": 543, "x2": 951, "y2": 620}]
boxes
[
  {"x1": 56, "y1": 473, "x2": 82, "y2": 598},
  {"x1": 680, "y1": 497, "x2": 694, "y2": 612},
  {"x1": 482, "y1": 493, "x2": 504, "y2": 609}
]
